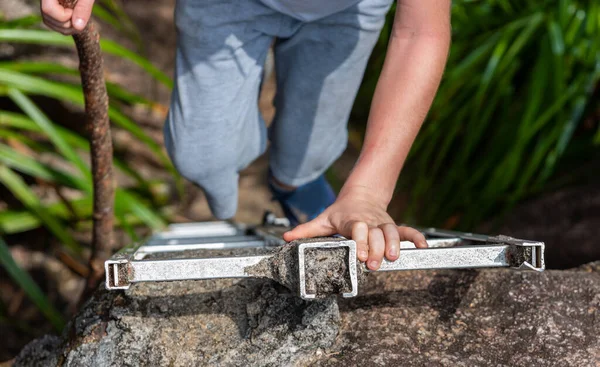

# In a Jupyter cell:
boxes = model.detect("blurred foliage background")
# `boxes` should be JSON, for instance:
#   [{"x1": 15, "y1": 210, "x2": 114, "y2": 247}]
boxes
[
  {"x1": 0, "y1": 0, "x2": 175, "y2": 355},
  {"x1": 0, "y1": 0, "x2": 599, "y2": 361},
  {"x1": 353, "y1": 0, "x2": 600, "y2": 229}
]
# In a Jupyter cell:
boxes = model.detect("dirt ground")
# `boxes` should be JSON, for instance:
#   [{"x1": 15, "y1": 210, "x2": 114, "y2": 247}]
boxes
[{"x1": 1, "y1": 0, "x2": 599, "y2": 362}]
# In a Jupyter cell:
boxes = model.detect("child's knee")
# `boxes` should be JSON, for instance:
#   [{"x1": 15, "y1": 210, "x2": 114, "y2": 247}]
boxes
[
  {"x1": 166, "y1": 138, "x2": 233, "y2": 183},
  {"x1": 166, "y1": 135, "x2": 239, "y2": 218}
]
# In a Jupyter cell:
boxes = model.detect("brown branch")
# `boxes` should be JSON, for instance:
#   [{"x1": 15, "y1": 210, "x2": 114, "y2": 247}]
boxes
[{"x1": 58, "y1": 0, "x2": 115, "y2": 303}]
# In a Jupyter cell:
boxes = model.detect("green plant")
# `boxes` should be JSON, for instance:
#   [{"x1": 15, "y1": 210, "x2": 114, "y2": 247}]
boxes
[
  {"x1": 0, "y1": 9, "x2": 177, "y2": 329},
  {"x1": 0, "y1": 236, "x2": 64, "y2": 330},
  {"x1": 354, "y1": 0, "x2": 600, "y2": 228}
]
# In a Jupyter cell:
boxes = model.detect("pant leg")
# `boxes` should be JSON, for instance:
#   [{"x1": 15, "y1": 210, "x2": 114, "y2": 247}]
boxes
[
  {"x1": 268, "y1": 0, "x2": 394, "y2": 187},
  {"x1": 164, "y1": 0, "x2": 278, "y2": 219}
]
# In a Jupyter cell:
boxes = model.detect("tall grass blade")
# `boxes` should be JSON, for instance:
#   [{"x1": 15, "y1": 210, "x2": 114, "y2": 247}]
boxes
[
  {"x1": 0, "y1": 165, "x2": 81, "y2": 254},
  {"x1": 0, "y1": 197, "x2": 92, "y2": 234},
  {"x1": 7, "y1": 88, "x2": 91, "y2": 180},
  {"x1": 0, "y1": 69, "x2": 175, "y2": 174},
  {"x1": 0, "y1": 29, "x2": 172, "y2": 88},
  {"x1": 0, "y1": 236, "x2": 65, "y2": 331},
  {"x1": 0, "y1": 145, "x2": 165, "y2": 231}
]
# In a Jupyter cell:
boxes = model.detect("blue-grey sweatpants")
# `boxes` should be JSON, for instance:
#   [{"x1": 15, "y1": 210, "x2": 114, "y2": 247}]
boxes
[{"x1": 164, "y1": 0, "x2": 393, "y2": 219}]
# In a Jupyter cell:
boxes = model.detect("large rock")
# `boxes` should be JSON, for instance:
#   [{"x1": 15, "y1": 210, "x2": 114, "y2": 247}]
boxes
[
  {"x1": 15, "y1": 263, "x2": 600, "y2": 366},
  {"x1": 486, "y1": 182, "x2": 600, "y2": 269}
]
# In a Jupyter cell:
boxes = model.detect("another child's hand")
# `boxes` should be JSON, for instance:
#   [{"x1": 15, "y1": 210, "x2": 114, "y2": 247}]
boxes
[
  {"x1": 40, "y1": 0, "x2": 95, "y2": 35},
  {"x1": 283, "y1": 186, "x2": 427, "y2": 270}
]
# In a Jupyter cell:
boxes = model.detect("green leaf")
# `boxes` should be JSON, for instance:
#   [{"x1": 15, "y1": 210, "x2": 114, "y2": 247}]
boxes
[
  {"x1": 0, "y1": 145, "x2": 166, "y2": 230},
  {"x1": 0, "y1": 69, "x2": 174, "y2": 174},
  {"x1": 0, "y1": 144, "x2": 84, "y2": 189},
  {"x1": 117, "y1": 190, "x2": 165, "y2": 229},
  {"x1": 0, "y1": 61, "x2": 75, "y2": 75},
  {"x1": 0, "y1": 197, "x2": 93, "y2": 234},
  {"x1": 540, "y1": 96, "x2": 587, "y2": 180},
  {"x1": 0, "y1": 165, "x2": 81, "y2": 254},
  {"x1": 0, "y1": 15, "x2": 43, "y2": 29},
  {"x1": 96, "y1": 0, "x2": 144, "y2": 49},
  {"x1": 375, "y1": 1, "x2": 600, "y2": 228},
  {"x1": 0, "y1": 129, "x2": 47, "y2": 152},
  {"x1": 93, "y1": 4, "x2": 127, "y2": 34},
  {"x1": 0, "y1": 29, "x2": 73, "y2": 46},
  {"x1": 0, "y1": 110, "x2": 151, "y2": 188},
  {"x1": 0, "y1": 29, "x2": 172, "y2": 88},
  {"x1": 548, "y1": 20, "x2": 566, "y2": 55},
  {"x1": 7, "y1": 88, "x2": 91, "y2": 180},
  {"x1": 0, "y1": 61, "x2": 153, "y2": 105},
  {"x1": 0, "y1": 236, "x2": 65, "y2": 331}
]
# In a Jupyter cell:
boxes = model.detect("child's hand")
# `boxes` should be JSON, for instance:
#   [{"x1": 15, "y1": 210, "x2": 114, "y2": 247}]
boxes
[
  {"x1": 283, "y1": 186, "x2": 427, "y2": 270},
  {"x1": 40, "y1": 0, "x2": 95, "y2": 35}
]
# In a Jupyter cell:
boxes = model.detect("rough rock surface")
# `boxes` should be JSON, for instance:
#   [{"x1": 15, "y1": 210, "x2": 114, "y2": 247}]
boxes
[
  {"x1": 489, "y1": 182, "x2": 600, "y2": 269},
  {"x1": 15, "y1": 262, "x2": 600, "y2": 367}
]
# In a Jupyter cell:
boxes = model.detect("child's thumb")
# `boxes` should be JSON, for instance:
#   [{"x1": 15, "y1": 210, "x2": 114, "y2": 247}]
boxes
[
  {"x1": 283, "y1": 218, "x2": 334, "y2": 242},
  {"x1": 72, "y1": 0, "x2": 94, "y2": 30}
]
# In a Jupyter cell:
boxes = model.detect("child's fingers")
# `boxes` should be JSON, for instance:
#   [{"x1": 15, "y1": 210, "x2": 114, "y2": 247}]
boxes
[
  {"x1": 42, "y1": 16, "x2": 76, "y2": 35},
  {"x1": 367, "y1": 227, "x2": 385, "y2": 270},
  {"x1": 72, "y1": 0, "x2": 95, "y2": 30},
  {"x1": 43, "y1": 15, "x2": 72, "y2": 29},
  {"x1": 379, "y1": 223, "x2": 400, "y2": 261},
  {"x1": 41, "y1": 0, "x2": 73, "y2": 22},
  {"x1": 351, "y1": 221, "x2": 369, "y2": 262},
  {"x1": 398, "y1": 226, "x2": 428, "y2": 248}
]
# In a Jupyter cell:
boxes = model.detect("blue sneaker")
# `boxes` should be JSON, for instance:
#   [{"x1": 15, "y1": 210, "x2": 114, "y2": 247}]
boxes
[{"x1": 268, "y1": 174, "x2": 336, "y2": 227}]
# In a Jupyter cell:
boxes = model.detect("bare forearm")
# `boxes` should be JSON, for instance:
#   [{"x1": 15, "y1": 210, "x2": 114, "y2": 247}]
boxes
[
  {"x1": 287, "y1": 0, "x2": 451, "y2": 268},
  {"x1": 342, "y1": 3, "x2": 451, "y2": 206}
]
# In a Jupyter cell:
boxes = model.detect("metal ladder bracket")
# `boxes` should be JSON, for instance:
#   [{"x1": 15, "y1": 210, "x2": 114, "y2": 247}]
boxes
[
  {"x1": 298, "y1": 239, "x2": 358, "y2": 300},
  {"x1": 104, "y1": 219, "x2": 545, "y2": 299}
]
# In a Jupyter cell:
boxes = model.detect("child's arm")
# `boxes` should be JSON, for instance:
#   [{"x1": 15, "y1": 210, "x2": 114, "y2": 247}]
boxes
[
  {"x1": 40, "y1": 0, "x2": 95, "y2": 34},
  {"x1": 284, "y1": 0, "x2": 452, "y2": 270}
]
